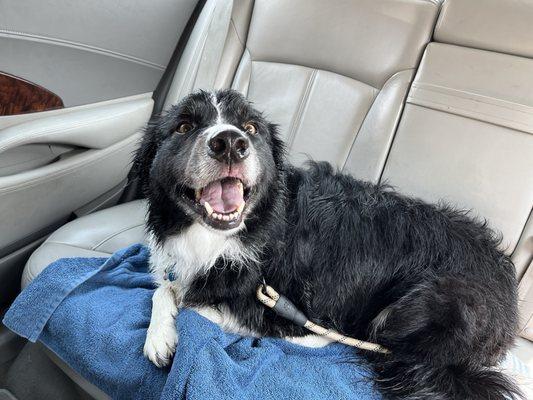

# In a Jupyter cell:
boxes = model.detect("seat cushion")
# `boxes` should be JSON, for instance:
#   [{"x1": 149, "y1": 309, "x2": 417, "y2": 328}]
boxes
[
  {"x1": 22, "y1": 200, "x2": 146, "y2": 288},
  {"x1": 21, "y1": 199, "x2": 533, "y2": 384}
]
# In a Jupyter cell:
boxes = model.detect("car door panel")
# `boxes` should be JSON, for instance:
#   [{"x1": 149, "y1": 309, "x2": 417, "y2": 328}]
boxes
[
  {"x1": 0, "y1": 0, "x2": 198, "y2": 107},
  {"x1": 0, "y1": 0, "x2": 201, "y2": 300},
  {"x1": 0, "y1": 92, "x2": 152, "y2": 251}
]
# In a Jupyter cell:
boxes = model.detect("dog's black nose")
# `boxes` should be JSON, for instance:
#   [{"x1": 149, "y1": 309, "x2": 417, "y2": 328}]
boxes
[{"x1": 208, "y1": 130, "x2": 250, "y2": 163}]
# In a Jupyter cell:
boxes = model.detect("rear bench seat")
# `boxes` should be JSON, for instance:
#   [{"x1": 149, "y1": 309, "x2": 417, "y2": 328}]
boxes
[
  {"x1": 381, "y1": 0, "x2": 533, "y2": 367},
  {"x1": 23, "y1": 0, "x2": 440, "y2": 284},
  {"x1": 19, "y1": 0, "x2": 533, "y2": 397}
]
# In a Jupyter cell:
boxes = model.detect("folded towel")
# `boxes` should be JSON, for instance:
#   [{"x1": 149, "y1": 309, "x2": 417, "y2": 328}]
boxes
[{"x1": 3, "y1": 244, "x2": 381, "y2": 400}]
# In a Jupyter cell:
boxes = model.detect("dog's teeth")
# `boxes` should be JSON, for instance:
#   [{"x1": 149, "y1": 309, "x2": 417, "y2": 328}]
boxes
[
  {"x1": 237, "y1": 180, "x2": 244, "y2": 194},
  {"x1": 203, "y1": 201, "x2": 213, "y2": 216},
  {"x1": 237, "y1": 202, "x2": 245, "y2": 214},
  {"x1": 195, "y1": 189, "x2": 202, "y2": 200},
  {"x1": 209, "y1": 210, "x2": 240, "y2": 222}
]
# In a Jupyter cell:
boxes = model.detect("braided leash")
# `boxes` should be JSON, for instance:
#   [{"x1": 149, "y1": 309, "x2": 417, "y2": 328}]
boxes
[{"x1": 256, "y1": 284, "x2": 390, "y2": 354}]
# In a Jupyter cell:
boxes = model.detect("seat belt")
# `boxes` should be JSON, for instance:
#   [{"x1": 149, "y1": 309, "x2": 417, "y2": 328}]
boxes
[{"x1": 163, "y1": 0, "x2": 234, "y2": 109}]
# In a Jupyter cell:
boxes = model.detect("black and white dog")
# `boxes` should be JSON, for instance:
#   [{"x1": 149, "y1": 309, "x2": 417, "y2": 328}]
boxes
[{"x1": 135, "y1": 90, "x2": 519, "y2": 400}]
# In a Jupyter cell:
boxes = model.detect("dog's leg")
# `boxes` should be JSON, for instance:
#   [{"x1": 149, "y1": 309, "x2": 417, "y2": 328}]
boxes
[{"x1": 143, "y1": 282, "x2": 179, "y2": 367}]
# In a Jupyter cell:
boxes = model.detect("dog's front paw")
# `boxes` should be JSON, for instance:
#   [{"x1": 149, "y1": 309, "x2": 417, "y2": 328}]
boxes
[{"x1": 143, "y1": 321, "x2": 178, "y2": 368}]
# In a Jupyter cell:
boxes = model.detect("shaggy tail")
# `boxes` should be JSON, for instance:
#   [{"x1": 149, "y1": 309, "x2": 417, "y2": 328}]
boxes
[
  {"x1": 365, "y1": 274, "x2": 521, "y2": 399},
  {"x1": 369, "y1": 357, "x2": 522, "y2": 400}
]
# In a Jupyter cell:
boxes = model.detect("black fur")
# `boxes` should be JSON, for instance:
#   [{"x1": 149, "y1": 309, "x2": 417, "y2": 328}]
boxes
[{"x1": 134, "y1": 90, "x2": 520, "y2": 399}]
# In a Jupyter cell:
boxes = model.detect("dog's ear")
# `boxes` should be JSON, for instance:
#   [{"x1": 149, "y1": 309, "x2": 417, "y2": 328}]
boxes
[{"x1": 132, "y1": 118, "x2": 160, "y2": 194}]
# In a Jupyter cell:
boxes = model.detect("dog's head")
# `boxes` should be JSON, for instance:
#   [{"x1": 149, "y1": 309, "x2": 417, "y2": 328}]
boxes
[{"x1": 135, "y1": 89, "x2": 284, "y2": 236}]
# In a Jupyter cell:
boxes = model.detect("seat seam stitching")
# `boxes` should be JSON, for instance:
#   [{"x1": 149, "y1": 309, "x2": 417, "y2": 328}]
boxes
[
  {"x1": 43, "y1": 240, "x2": 110, "y2": 253},
  {"x1": 341, "y1": 69, "x2": 414, "y2": 173},
  {"x1": 184, "y1": 18, "x2": 212, "y2": 94},
  {"x1": 408, "y1": 99, "x2": 533, "y2": 135},
  {"x1": 230, "y1": 19, "x2": 245, "y2": 47},
  {"x1": 91, "y1": 223, "x2": 145, "y2": 251},
  {"x1": 410, "y1": 83, "x2": 533, "y2": 116},
  {"x1": 250, "y1": 60, "x2": 378, "y2": 90},
  {"x1": 245, "y1": 49, "x2": 253, "y2": 97},
  {"x1": 287, "y1": 69, "x2": 317, "y2": 151},
  {"x1": 341, "y1": 86, "x2": 380, "y2": 171}
]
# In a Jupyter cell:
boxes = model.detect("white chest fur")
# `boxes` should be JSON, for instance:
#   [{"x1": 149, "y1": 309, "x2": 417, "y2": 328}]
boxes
[
  {"x1": 148, "y1": 222, "x2": 256, "y2": 291},
  {"x1": 146, "y1": 223, "x2": 330, "y2": 353}
]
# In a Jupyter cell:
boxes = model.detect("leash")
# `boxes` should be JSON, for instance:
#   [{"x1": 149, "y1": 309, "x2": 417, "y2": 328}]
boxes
[{"x1": 256, "y1": 284, "x2": 390, "y2": 354}]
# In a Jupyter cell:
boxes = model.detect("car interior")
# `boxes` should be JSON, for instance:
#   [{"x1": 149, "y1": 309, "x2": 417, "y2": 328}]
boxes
[{"x1": 1, "y1": 0, "x2": 532, "y2": 398}]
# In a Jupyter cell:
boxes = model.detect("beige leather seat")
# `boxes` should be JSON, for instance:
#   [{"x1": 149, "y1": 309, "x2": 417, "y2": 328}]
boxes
[
  {"x1": 380, "y1": 0, "x2": 533, "y2": 366},
  {"x1": 21, "y1": 1, "x2": 439, "y2": 396},
  {"x1": 23, "y1": 201, "x2": 147, "y2": 288},
  {"x1": 21, "y1": 0, "x2": 533, "y2": 397},
  {"x1": 23, "y1": 0, "x2": 440, "y2": 283},
  {"x1": 225, "y1": 0, "x2": 438, "y2": 181}
]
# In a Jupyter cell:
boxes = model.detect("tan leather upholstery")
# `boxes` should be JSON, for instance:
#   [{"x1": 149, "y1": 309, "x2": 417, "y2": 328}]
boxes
[
  {"x1": 22, "y1": 200, "x2": 147, "y2": 288},
  {"x1": 23, "y1": 0, "x2": 441, "y2": 287},
  {"x1": 0, "y1": 94, "x2": 152, "y2": 253},
  {"x1": 380, "y1": 0, "x2": 533, "y2": 348},
  {"x1": 231, "y1": 0, "x2": 439, "y2": 179},
  {"x1": 214, "y1": 0, "x2": 254, "y2": 90},
  {"x1": 517, "y1": 213, "x2": 533, "y2": 342},
  {"x1": 382, "y1": 43, "x2": 533, "y2": 253},
  {"x1": 242, "y1": 0, "x2": 436, "y2": 88},
  {"x1": 19, "y1": 0, "x2": 533, "y2": 394},
  {"x1": 163, "y1": 0, "x2": 234, "y2": 108},
  {"x1": 435, "y1": 0, "x2": 533, "y2": 59}
]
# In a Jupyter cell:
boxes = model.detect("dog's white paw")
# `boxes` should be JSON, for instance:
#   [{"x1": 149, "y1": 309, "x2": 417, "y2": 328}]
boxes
[{"x1": 143, "y1": 320, "x2": 178, "y2": 368}]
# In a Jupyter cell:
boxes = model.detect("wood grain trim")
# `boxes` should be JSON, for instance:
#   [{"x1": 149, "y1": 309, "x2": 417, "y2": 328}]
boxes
[{"x1": 0, "y1": 72, "x2": 64, "y2": 116}]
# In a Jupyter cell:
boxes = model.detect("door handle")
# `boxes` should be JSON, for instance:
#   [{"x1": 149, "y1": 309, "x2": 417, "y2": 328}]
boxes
[{"x1": 0, "y1": 97, "x2": 152, "y2": 155}]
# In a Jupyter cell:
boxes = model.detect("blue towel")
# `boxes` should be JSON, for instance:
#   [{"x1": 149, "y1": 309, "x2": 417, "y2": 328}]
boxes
[{"x1": 3, "y1": 244, "x2": 381, "y2": 400}]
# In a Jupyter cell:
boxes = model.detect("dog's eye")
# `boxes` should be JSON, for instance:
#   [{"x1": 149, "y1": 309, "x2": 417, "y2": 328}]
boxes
[
  {"x1": 176, "y1": 122, "x2": 193, "y2": 134},
  {"x1": 243, "y1": 122, "x2": 257, "y2": 135}
]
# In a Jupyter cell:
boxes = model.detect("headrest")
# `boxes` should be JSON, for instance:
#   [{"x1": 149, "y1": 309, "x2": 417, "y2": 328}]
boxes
[
  {"x1": 246, "y1": 0, "x2": 439, "y2": 88},
  {"x1": 435, "y1": 0, "x2": 533, "y2": 59}
]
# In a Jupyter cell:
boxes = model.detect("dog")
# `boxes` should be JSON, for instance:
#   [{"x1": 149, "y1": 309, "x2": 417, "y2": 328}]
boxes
[{"x1": 134, "y1": 89, "x2": 520, "y2": 400}]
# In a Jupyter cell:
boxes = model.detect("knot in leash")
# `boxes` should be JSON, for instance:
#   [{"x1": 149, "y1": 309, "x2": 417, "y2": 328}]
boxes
[{"x1": 256, "y1": 284, "x2": 390, "y2": 354}]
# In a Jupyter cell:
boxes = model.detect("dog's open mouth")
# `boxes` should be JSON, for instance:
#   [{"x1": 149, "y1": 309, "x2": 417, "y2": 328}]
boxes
[{"x1": 184, "y1": 177, "x2": 251, "y2": 230}]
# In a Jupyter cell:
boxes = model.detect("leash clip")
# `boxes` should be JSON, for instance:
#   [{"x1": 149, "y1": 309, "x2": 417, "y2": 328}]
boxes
[{"x1": 256, "y1": 282, "x2": 390, "y2": 354}]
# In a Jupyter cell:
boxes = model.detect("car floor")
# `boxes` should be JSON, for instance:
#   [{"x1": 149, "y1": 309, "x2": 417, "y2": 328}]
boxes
[{"x1": 0, "y1": 342, "x2": 91, "y2": 400}]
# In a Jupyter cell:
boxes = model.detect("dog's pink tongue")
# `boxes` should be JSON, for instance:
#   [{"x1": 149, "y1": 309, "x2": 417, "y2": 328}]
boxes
[{"x1": 200, "y1": 179, "x2": 243, "y2": 213}]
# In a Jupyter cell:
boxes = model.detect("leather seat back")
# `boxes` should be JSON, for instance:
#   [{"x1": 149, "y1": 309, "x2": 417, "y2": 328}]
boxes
[
  {"x1": 220, "y1": 0, "x2": 440, "y2": 181},
  {"x1": 378, "y1": 0, "x2": 533, "y2": 338}
]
